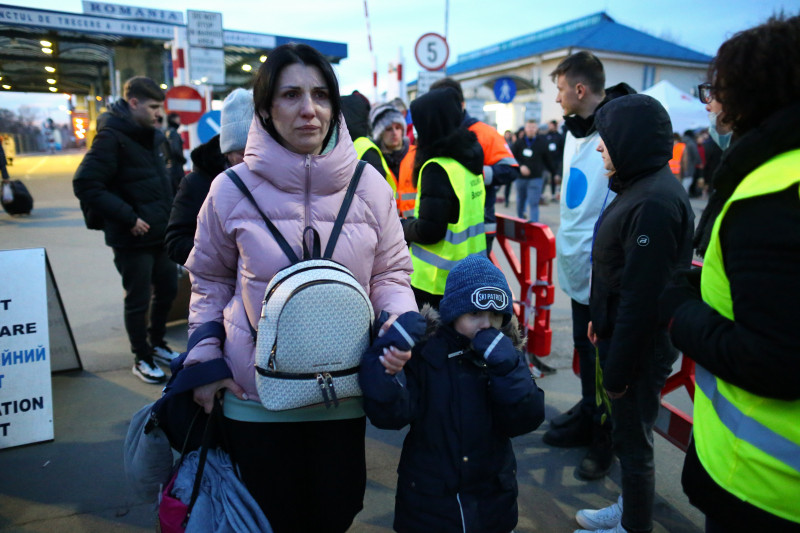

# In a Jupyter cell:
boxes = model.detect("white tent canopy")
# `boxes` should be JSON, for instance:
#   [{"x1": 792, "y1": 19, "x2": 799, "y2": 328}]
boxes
[{"x1": 642, "y1": 80, "x2": 708, "y2": 134}]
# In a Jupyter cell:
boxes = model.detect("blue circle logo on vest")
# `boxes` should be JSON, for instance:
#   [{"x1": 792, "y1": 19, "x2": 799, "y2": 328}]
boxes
[{"x1": 565, "y1": 167, "x2": 588, "y2": 209}]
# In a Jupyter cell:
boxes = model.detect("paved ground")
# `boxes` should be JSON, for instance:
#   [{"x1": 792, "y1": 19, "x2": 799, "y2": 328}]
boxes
[{"x1": 0, "y1": 152, "x2": 708, "y2": 532}]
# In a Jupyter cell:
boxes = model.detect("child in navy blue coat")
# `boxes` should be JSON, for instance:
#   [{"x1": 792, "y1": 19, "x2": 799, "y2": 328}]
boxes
[{"x1": 360, "y1": 255, "x2": 545, "y2": 533}]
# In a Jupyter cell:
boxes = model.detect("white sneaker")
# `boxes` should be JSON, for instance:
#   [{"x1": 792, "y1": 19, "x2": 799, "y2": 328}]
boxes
[
  {"x1": 574, "y1": 523, "x2": 625, "y2": 533},
  {"x1": 575, "y1": 495, "x2": 623, "y2": 531},
  {"x1": 152, "y1": 343, "x2": 181, "y2": 364},
  {"x1": 132, "y1": 359, "x2": 166, "y2": 384}
]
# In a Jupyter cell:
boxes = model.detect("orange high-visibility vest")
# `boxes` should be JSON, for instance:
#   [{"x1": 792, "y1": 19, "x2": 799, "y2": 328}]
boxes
[
  {"x1": 397, "y1": 145, "x2": 417, "y2": 218},
  {"x1": 468, "y1": 121, "x2": 518, "y2": 169},
  {"x1": 468, "y1": 121, "x2": 518, "y2": 236},
  {"x1": 670, "y1": 142, "x2": 685, "y2": 176}
]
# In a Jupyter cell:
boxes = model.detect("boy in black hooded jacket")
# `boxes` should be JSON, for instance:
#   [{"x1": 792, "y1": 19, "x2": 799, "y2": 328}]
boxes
[{"x1": 574, "y1": 94, "x2": 694, "y2": 533}]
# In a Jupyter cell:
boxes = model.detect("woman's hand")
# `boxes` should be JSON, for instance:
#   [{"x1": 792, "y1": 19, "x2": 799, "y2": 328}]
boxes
[
  {"x1": 193, "y1": 378, "x2": 247, "y2": 414},
  {"x1": 379, "y1": 346, "x2": 411, "y2": 375},
  {"x1": 378, "y1": 314, "x2": 398, "y2": 337}
]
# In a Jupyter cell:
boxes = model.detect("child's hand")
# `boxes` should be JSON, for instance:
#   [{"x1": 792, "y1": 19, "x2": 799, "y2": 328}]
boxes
[
  {"x1": 379, "y1": 346, "x2": 411, "y2": 375},
  {"x1": 472, "y1": 328, "x2": 517, "y2": 375}
]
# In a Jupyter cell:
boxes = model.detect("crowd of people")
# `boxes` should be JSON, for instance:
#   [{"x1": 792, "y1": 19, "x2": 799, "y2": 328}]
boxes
[{"x1": 73, "y1": 12, "x2": 799, "y2": 533}]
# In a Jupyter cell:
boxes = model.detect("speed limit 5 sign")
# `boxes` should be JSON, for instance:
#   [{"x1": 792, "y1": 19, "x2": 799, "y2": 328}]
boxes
[{"x1": 415, "y1": 33, "x2": 449, "y2": 71}]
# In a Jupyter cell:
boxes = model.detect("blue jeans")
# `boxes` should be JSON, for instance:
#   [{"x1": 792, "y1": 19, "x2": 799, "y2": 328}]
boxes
[
  {"x1": 610, "y1": 331, "x2": 678, "y2": 532},
  {"x1": 516, "y1": 177, "x2": 544, "y2": 222}
]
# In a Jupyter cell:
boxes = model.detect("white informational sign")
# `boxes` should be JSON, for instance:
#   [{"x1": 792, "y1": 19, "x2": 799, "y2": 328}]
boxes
[
  {"x1": 466, "y1": 99, "x2": 487, "y2": 122},
  {"x1": 0, "y1": 5, "x2": 175, "y2": 39},
  {"x1": 224, "y1": 30, "x2": 276, "y2": 49},
  {"x1": 189, "y1": 47, "x2": 226, "y2": 85},
  {"x1": 525, "y1": 101, "x2": 543, "y2": 123},
  {"x1": 414, "y1": 33, "x2": 449, "y2": 72},
  {"x1": 0, "y1": 249, "x2": 54, "y2": 449},
  {"x1": 416, "y1": 70, "x2": 446, "y2": 96},
  {"x1": 81, "y1": 1, "x2": 183, "y2": 24},
  {"x1": 187, "y1": 10, "x2": 223, "y2": 49}
]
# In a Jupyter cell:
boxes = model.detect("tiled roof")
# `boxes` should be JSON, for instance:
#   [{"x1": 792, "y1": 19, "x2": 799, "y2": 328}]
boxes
[{"x1": 446, "y1": 12, "x2": 712, "y2": 76}]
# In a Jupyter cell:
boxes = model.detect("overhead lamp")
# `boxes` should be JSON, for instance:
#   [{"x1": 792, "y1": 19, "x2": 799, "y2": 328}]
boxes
[
  {"x1": 47, "y1": 78, "x2": 56, "y2": 84},
  {"x1": 45, "y1": 66, "x2": 56, "y2": 73},
  {"x1": 2, "y1": 84, "x2": 10, "y2": 90},
  {"x1": 42, "y1": 47, "x2": 53, "y2": 54},
  {"x1": 159, "y1": 83, "x2": 168, "y2": 90},
  {"x1": 259, "y1": 55, "x2": 267, "y2": 63},
  {"x1": 49, "y1": 86, "x2": 58, "y2": 92},
  {"x1": 241, "y1": 64, "x2": 252, "y2": 72},
  {"x1": 41, "y1": 40, "x2": 52, "y2": 47}
]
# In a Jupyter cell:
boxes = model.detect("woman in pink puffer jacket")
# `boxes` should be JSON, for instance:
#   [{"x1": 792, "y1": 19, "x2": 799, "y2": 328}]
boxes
[{"x1": 183, "y1": 44, "x2": 416, "y2": 533}]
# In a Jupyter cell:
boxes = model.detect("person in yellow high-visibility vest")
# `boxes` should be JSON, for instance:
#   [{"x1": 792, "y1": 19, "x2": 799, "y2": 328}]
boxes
[
  {"x1": 402, "y1": 87, "x2": 486, "y2": 310},
  {"x1": 341, "y1": 91, "x2": 396, "y2": 197},
  {"x1": 369, "y1": 102, "x2": 408, "y2": 194},
  {"x1": 660, "y1": 14, "x2": 800, "y2": 533}
]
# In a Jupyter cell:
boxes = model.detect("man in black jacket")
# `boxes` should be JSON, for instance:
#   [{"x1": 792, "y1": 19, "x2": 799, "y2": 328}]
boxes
[
  {"x1": 544, "y1": 51, "x2": 637, "y2": 482},
  {"x1": 73, "y1": 76, "x2": 178, "y2": 384},
  {"x1": 573, "y1": 94, "x2": 694, "y2": 533}
]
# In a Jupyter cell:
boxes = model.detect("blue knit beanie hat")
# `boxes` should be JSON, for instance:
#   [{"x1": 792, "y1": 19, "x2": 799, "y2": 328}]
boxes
[{"x1": 439, "y1": 254, "x2": 513, "y2": 326}]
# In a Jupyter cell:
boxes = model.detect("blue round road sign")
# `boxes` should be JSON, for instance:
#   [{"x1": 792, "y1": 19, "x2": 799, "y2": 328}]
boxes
[
  {"x1": 493, "y1": 77, "x2": 517, "y2": 104},
  {"x1": 197, "y1": 110, "x2": 222, "y2": 144}
]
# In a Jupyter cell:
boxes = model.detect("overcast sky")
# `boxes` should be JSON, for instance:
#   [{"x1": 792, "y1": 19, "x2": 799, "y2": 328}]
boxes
[{"x1": 3, "y1": 0, "x2": 796, "y2": 125}]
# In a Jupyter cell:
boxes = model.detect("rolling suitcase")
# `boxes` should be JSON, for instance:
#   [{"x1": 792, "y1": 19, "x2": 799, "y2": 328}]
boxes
[{"x1": 1, "y1": 180, "x2": 33, "y2": 215}]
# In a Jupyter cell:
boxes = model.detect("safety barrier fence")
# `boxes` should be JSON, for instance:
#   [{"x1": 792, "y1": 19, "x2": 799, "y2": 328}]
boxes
[{"x1": 491, "y1": 215, "x2": 556, "y2": 375}]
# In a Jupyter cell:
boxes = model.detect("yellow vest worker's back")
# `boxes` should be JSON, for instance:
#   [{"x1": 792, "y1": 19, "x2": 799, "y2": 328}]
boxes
[
  {"x1": 695, "y1": 148, "x2": 800, "y2": 524},
  {"x1": 397, "y1": 145, "x2": 417, "y2": 218},
  {"x1": 410, "y1": 157, "x2": 486, "y2": 295},
  {"x1": 353, "y1": 137, "x2": 398, "y2": 196}
]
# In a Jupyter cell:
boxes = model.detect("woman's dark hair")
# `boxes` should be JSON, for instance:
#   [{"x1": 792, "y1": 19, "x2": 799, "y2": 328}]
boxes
[
  {"x1": 410, "y1": 87, "x2": 477, "y2": 182},
  {"x1": 253, "y1": 43, "x2": 341, "y2": 149},
  {"x1": 710, "y1": 13, "x2": 800, "y2": 135}
]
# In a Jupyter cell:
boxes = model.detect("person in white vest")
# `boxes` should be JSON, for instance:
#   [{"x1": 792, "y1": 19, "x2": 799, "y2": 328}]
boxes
[{"x1": 542, "y1": 51, "x2": 635, "y2": 481}]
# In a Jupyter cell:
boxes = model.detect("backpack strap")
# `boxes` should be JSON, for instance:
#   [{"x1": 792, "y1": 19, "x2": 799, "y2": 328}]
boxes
[
  {"x1": 324, "y1": 160, "x2": 366, "y2": 259},
  {"x1": 225, "y1": 168, "x2": 300, "y2": 264}
]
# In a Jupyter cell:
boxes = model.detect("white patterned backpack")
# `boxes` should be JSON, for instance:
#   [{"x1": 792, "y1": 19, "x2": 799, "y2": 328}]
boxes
[{"x1": 226, "y1": 161, "x2": 373, "y2": 411}]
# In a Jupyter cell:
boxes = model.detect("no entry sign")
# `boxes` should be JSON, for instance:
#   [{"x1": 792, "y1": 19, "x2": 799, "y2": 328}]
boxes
[{"x1": 165, "y1": 85, "x2": 206, "y2": 125}]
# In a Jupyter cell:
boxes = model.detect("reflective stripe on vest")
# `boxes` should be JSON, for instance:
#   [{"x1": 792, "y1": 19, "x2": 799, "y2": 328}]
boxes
[
  {"x1": 353, "y1": 137, "x2": 398, "y2": 196},
  {"x1": 695, "y1": 365, "x2": 800, "y2": 473},
  {"x1": 695, "y1": 148, "x2": 800, "y2": 523},
  {"x1": 410, "y1": 157, "x2": 486, "y2": 295}
]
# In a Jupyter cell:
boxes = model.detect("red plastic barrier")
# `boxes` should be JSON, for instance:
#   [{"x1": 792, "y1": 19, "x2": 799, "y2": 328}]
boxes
[{"x1": 491, "y1": 215, "x2": 556, "y2": 360}]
